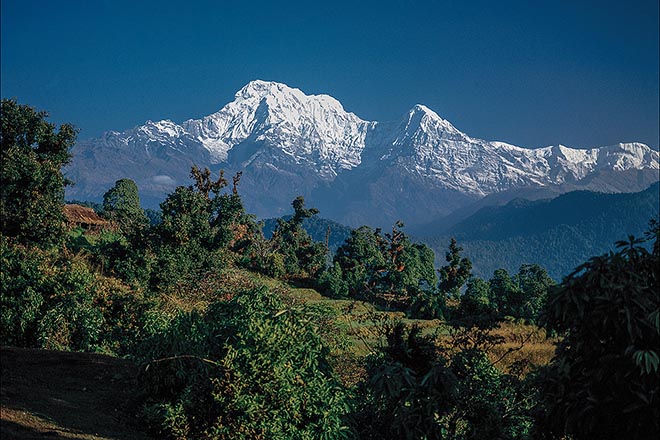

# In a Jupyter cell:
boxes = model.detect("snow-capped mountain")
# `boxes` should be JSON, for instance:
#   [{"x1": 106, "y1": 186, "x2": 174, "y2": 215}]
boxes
[
  {"x1": 65, "y1": 80, "x2": 659, "y2": 225},
  {"x1": 366, "y1": 103, "x2": 657, "y2": 196},
  {"x1": 181, "y1": 80, "x2": 374, "y2": 178}
]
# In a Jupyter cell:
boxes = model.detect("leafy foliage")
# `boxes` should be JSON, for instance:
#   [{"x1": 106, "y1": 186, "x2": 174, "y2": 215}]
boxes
[
  {"x1": 102, "y1": 178, "x2": 149, "y2": 235},
  {"x1": 268, "y1": 196, "x2": 328, "y2": 282},
  {"x1": 332, "y1": 223, "x2": 438, "y2": 314},
  {"x1": 150, "y1": 167, "x2": 251, "y2": 289},
  {"x1": 355, "y1": 322, "x2": 535, "y2": 439},
  {"x1": 438, "y1": 238, "x2": 473, "y2": 298},
  {"x1": 1, "y1": 99, "x2": 77, "y2": 248},
  {"x1": 1, "y1": 235, "x2": 146, "y2": 353},
  {"x1": 537, "y1": 230, "x2": 660, "y2": 439},
  {"x1": 138, "y1": 288, "x2": 353, "y2": 439},
  {"x1": 451, "y1": 265, "x2": 554, "y2": 326}
]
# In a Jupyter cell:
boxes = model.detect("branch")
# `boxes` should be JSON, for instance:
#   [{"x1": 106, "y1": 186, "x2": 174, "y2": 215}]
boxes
[{"x1": 145, "y1": 354, "x2": 220, "y2": 371}]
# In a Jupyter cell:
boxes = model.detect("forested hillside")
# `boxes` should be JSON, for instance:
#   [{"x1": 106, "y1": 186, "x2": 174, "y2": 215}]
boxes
[
  {"x1": 2, "y1": 100, "x2": 658, "y2": 440},
  {"x1": 426, "y1": 183, "x2": 659, "y2": 279}
]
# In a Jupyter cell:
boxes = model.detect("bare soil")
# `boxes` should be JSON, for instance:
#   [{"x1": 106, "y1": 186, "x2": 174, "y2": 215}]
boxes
[{"x1": 1, "y1": 346, "x2": 151, "y2": 439}]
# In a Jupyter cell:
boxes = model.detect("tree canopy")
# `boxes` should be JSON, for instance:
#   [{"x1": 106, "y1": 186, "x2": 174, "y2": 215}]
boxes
[
  {"x1": 538, "y1": 230, "x2": 659, "y2": 439},
  {"x1": 102, "y1": 178, "x2": 148, "y2": 234},
  {"x1": 1, "y1": 99, "x2": 77, "y2": 248}
]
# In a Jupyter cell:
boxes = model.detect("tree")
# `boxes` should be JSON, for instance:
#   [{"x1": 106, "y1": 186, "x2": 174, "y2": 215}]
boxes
[
  {"x1": 537, "y1": 231, "x2": 659, "y2": 439},
  {"x1": 270, "y1": 196, "x2": 327, "y2": 282},
  {"x1": 438, "y1": 238, "x2": 472, "y2": 298},
  {"x1": 488, "y1": 268, "x2": 518, "y2": 317},
  {"x1": 483, "y1": 265, "x2": 555, "y2": 323},
  {"x1": 1, "y1": 99, "x2": 77, "y2": 247},
  {"x1": 317, "y1": 262, "x2": 349, "y2": 298},
  {"x1": 333, "y1": 223, "x2": 437, "y2": 310},
  {"x1": 334, "y1": 226, "x2": 387, "y2": 298},
  {"x1": 457, "y1": 277, "x2": 494, "y2": 322},
  {"x1": 513, "y1": 264, "x2": 554, "y2": 323},
  {"x1": 151, "y1": 167, "x2": 248, "y2": 289},
  {"x1": 102, "y1": 178, "x2": 148, "y2": 235}
]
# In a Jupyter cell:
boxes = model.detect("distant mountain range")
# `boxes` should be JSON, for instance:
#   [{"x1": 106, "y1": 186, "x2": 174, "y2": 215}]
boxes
[
  {"x1": 423, "y1": 182, "x2": 660, "y2": 280},
  {"x1": 65, "y1": 80, "x2": 659, "y2": 227}
]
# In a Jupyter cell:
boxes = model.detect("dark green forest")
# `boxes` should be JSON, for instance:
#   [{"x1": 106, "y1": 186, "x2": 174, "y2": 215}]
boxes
[
  {"x1": 425, "y1": 184, "x2": 660, "y2": 279},
  {"x1": 2, "y1": 99, "x2": 658, "y2": 439}
]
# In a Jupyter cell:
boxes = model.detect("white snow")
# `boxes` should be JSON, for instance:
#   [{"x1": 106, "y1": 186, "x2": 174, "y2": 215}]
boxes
[{"x1": 101, "y1": 80, "x2": 659, "y2": 194}]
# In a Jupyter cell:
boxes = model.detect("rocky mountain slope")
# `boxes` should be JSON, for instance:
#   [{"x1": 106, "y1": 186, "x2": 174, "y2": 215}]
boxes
[{"x1": 65, "y1": 80, "x2": 659, "y2": 226}]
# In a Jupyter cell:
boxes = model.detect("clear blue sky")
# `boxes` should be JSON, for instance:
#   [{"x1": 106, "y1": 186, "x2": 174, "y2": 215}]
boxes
[{"x1": 2, "y1": 0, "x2": 658, "y2": 149}]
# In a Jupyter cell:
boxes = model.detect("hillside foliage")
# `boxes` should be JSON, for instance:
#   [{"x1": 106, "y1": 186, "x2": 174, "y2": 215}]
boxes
[{"x1": 2, "y1": 100, "x2": 658, "y2": 439}]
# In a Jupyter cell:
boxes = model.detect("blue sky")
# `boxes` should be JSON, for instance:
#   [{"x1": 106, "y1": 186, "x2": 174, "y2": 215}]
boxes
[{"x1": 2, "y1": 0, "x2": 658, "y2": 149}]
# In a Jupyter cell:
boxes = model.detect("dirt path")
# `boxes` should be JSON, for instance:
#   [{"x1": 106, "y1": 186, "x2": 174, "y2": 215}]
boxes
[{"x1": 1, "y1": 346, "x2": 151, "y2": 439}]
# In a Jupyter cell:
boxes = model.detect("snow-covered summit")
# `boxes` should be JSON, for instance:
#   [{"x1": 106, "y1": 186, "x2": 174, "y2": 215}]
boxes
[
  {"x1": 179, "y1": 80, "x2": 372, "y2": 173},
  {"x1": 84, "y1": 80, "x2": 659, "y2": 196}
]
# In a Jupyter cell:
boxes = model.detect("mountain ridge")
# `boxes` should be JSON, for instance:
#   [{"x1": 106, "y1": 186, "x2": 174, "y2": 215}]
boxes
[
  {"x1": 65, "y1": 80, "x2": 659, "y2": 225},
  {"x1": 424, "y1": 182, "x2": 660, "y2": 279}
]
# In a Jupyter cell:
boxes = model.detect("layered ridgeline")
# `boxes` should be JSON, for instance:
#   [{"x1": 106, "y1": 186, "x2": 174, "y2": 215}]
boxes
[
  {"x1": 65, "y1": 80, "x2": 659, "y2": 226},
  {"x1": 423, "y1": 182, "x2": 660, "y2": 280}
]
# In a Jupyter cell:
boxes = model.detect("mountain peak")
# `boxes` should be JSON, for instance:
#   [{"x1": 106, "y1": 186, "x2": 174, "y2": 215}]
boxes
[
  {"x1": 69, "y1": 81, "x2": 659, "y2": 222},
  {"x1": 401, "y1": 103, "x2": 462, "y2": 138},
  {"x1": 234, "y1": 80, "x2": 350, "y2": 116},
  {"x1": 235, "y1": 79, "x2": 291, "y2": 100},
  {"x1": 410, "y1": 103, "x2": 435, "y2": 115},
  {"x1": 139, "y1": 119, "x2": 187, "y2": 138}
]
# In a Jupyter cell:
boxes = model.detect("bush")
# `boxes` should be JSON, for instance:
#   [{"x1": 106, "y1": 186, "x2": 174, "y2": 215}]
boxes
[
  {"x1": 537, "y1": 232, "x2": 660, "y2": 440},
  {"x1": 356, "y1": 322, "x2": 536, "y2": 439},
  {"x1": 137, "y1": 287, "x2": 353, "y2": 439},
  {"x1": 1, "y1": 235, "x2": 147, "y2": 353},
  {"x1": 1, "y1": 236, "x2": 48, "y2": 346}
]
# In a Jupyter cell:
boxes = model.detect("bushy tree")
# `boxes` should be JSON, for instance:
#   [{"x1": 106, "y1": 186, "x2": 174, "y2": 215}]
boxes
[
  {"x1": 334, "y1": 225, "x2": 387, "y2": 298},
  {"x1": 1, "y1": 99, "x2": 77, "y2": 248},
  {"x1": 102, "y1": 178, "x2": 148, "y2": 235},
  {"x1": 485, "y1": 265, "x2": 554, "y2": 323},
  {"x1": 456, "y1": 277, "x2": 494, "y2": 323},
  {"x1": 332, "y1": 223, "x2": 437, "y2": 312},
  {"x1": 438, "y1": 238, "x2": 472, "y2": 298},
  {"x1": 317, "y1": 261, "x2": 349, "y2": 298},
  {"x1": 150, "y1": 167, "x2": 249, "y2": 289},
  {"x1": 537, "y1": 231, "x2": 660, "y2": 440},
  {"x1": 138, "y1": 288, "x2": 353, "y2": 439},
  {"x1": 487, "y1": 268, "x2": 518, "y2": 315},
  {"x1": 270, "y1": 196, "x2": 327, "y2": 282},
  {"x1": 513, "y1": 264, "x2": 554, "y2": 323}
]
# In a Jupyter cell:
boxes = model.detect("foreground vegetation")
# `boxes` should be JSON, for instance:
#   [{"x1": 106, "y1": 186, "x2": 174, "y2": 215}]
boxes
[{"x1": 2, "y1": 99, "x2": 658, "y2": 439}]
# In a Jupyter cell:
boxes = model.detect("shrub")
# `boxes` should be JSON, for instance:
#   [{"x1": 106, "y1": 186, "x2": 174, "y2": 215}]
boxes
[
  {"x1": 537, "y1": 232, "x2": 660, "y2": 439},
  {"x1": 1, "y1": 236, "x2": 48, "y2": 346},
  {"x1": 1, "y1": 235, "x2": 147, "y2": 353},
  {"x1": 356, "y1": 322, "x2": 536, "y2": 439},
  {"x1": 137, "y1": 287, "x2": 353, "y2": 439}
]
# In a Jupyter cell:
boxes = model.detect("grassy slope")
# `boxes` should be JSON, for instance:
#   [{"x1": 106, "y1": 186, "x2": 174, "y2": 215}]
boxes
[{"x1": 0, "y1": 266, "x2": 557, "y2": 437}]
